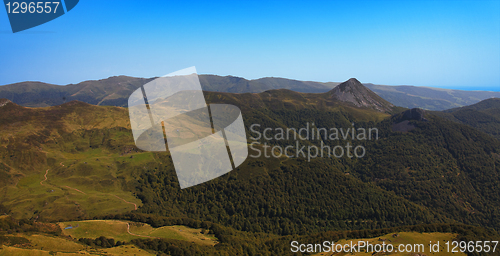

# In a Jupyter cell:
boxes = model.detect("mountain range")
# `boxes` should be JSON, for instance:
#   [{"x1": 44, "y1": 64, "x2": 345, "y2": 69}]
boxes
[
  {"x1": 1, "y1": 75, "x2": 498, "y2": 110},
  {"x1": 1, "y1": 77, "x2": 500, "y2": 255}
]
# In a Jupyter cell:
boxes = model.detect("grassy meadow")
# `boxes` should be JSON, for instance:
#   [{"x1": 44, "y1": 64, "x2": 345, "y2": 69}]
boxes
[{"x1": 58, "y1": 220, "x2": 217, "y2": 245}]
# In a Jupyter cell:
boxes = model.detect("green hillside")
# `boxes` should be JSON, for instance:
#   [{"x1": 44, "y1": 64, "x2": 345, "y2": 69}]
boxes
[
  {"x1": 435, "y1": 98, "x2": 500, "y2": 140},
  {"x1": 1, "y1": 84, "x2": 500, "y2": 254}
]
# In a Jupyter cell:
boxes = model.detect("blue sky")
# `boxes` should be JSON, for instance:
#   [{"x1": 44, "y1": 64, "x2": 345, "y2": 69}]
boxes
[{"x1": 1, "y1": 0, "x2": 499, "y2": 90}]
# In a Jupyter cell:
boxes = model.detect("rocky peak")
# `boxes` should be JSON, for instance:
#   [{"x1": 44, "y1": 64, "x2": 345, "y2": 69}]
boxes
[
  {"x1": 401, "y1": 108, "x2": 427, "y2": 121},
  {"x1": 392, "y1": 108, "x2": 427, "y2": 132},
  {"x1": 329, "y1": 78, "x2": 394, "y2": 113}
]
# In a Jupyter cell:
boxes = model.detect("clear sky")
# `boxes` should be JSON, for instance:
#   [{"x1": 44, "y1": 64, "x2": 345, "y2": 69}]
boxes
[{"x1": 1, "y1": 0, "x2": 499, "y2": 90}]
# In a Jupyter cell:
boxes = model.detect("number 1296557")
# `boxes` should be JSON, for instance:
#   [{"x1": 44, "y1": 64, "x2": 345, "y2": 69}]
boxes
[
  {"x1": 5, "y1": 2, "x2": 60, "y2": 14},
  {"x1": 445, "y1": 241, "x2": 498, "y2": 253}
]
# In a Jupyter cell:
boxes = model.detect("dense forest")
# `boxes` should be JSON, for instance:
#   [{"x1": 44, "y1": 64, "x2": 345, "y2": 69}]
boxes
[{"x1": 114, "y1": 106, "x2": 500, "y2": 238}]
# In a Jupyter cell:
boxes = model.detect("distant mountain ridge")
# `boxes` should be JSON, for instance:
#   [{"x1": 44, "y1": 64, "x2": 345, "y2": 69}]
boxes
[
  {"x1": 0, "y1": 75, "x2": 337, "y2": 108},
  {"x1": 1, "y1": 75, "x2": 498, "y2": 110},
  {"x1": 364, "y1": 83, "x2": 500, "y2": 111},
  {"x1": 0, "y1": 76, "x2": 153, "y2": 107},
  {"x1": 200, "y1": 75, "x2": 337, "y2": 93}
]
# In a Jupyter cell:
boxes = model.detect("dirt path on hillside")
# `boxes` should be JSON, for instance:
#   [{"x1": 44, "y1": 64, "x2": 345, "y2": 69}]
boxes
[
  {"x1": 64, "y1": 186, "x2": 87, "y2": 195},
  {"x1": 111, "y1": 195, "x2": 138, "y2": 210},
  {"x1": 40, "y1": 169, "x2": 49, "y2": 185},
  {"x1": 125, "y1": 222, "x2": 156, "y2": 238}
]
